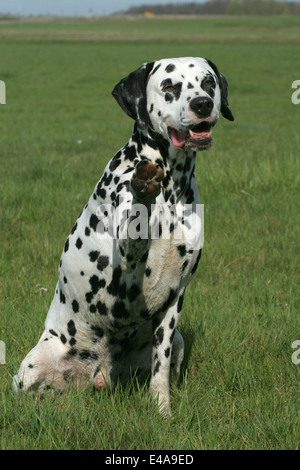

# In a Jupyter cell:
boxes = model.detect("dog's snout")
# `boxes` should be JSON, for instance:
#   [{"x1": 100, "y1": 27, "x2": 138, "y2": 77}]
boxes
[{"x1": 189, "y1": 97, "x2": 213, "y2": 118}]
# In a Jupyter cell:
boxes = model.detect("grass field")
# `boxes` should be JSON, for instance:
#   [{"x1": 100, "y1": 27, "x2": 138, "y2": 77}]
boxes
[{"x1": 0, "y1": 15, "x2": 299, "y2": 450}]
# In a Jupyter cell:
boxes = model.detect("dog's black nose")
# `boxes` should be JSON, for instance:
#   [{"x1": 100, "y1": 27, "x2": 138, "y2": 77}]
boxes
[{"x1": 189, "y1": 97, "x2": 213, "y2": 118}]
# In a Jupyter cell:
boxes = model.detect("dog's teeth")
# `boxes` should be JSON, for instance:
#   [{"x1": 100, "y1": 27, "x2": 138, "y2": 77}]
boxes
[{"x1": 189, "y1": 129, "x2": 195, "y2": 137}]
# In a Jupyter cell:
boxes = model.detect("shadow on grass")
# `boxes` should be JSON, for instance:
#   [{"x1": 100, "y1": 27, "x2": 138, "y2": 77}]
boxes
[{"x1": 177, "y1": 319, "x2": 205, "y2": 384}]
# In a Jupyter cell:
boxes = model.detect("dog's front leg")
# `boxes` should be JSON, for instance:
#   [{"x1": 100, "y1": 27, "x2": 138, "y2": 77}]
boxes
[
  {"x1": 118, "y1": 160, "x2": 164, "y2": 273},
  {"x1": 150, "y1": 289, "x2": 185, "y2": 416}
]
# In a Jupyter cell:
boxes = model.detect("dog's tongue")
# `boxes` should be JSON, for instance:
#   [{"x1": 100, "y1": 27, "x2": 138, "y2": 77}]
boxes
[
  {"x1": 169, "y1": 127, "x2": 212, "y2": 148},
  {"x1": 169, "y1": 129, "x2": 187, "y2": 148}
]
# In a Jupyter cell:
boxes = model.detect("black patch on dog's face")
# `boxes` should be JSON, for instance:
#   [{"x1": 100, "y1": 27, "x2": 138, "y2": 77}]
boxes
[
  {"x1": 160, "y1": 79, "x2": 182, "y2": 101},
  {"x1": 165, "y1": 63, "x2": 176, "y2": 73},
  {"x1": 151, "y1": 63, "x2": 162, "y2": 76},
  {"x1": 201, "y1": 74, "x2": 216, "y2": 99}
]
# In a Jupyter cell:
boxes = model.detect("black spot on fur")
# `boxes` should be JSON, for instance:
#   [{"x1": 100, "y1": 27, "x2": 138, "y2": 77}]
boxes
[
  {"x1": 153, "y1": 360, "x2": 161, "y2": 375},
  {"x1": 49, "y1": 329, "x2": 58, "y2": 337},
  {"x1": 124, "y1": 145, "x2": 137, "y2": 162},
  {"x1": 75, "y1": 238, "x2": 83, "y2": 249},
  {"x1": 91, "y1": 325, "x2": 104, "y2": 338},
  {"x1": 154, "y1": 326, "x2": 164, "y2": 346},
  {"x1": 60, "y1": 289, "x2": 66, "y2": 304},
  {"x1": 165, "y1": 63, "x2": 175, "y2": 73},
  {"x1": 177, "y1": 244, "x2": 186, "y2": 257},
  {"x1": 161, "y1": 288, "x2": 177, "y2": 312},
  {"x1": 103, "y1": 172, "x2": 113, "y2": 186},
  {"x1": 151, "y1": 63, "x2": 162, "y2": 75},
  {"x1": 109, "y1": 157, "x2": 121, "y2": 172},
  {"x1": 97, "y1": 256, "x2": 109, "y2": 271},
  {"x1": 127, "y1": 284, "x2": 140, "y2": 302},
  {"x1": 60, "y1": 334, "x2": 67, "y2": 344},
  {"x1": 72, "y1": 299, "x2": 79, "y2": 313},
  {"x1": 70, "y1": 222, "x2": 77, "y2": 234},
  {"x1": 97, "y1": 186, "x2": 106, "y2": 199},
  {"x1": 96, "y1": 300, "x2": 108, "y2": 316},
  {"x1": 112, "y1": 300, "x2": 129, "y2": 319},
  {"x1": 123, "y1": 166, "x2": 134, "y2": 175},
  {"x1": 89, "y1": 275, "x2": 106, "y2": 294},
  {"x1": 145, "y1": 267, "x2": 151, "y2": 277},
  {"x1": 89, "y1": 250, "x2": 100, "y2": 262},
  {"x1": 67, "y1": 347, "x2": 77, "y2": 356},
  {"x1": 64, "y1": 238, "x2": 69, "y2": 253},
  {"x1": 89, "y1": 214, "x2": 99, "y2": 232},
  {"x1": 67, "y1": 320, "x2": 77, "y2": 337},
  {"x1": 170, "y1": 330, "x2": 176, "y2": 343},
  {"x1": 191, "y1": 249, "x2": 202, "y2": 276},
  {"x1": 79, "y1": 350, "x2": 98, "y2": 360},
  {"x1": 107, "y1": 266, "x2": 122, "y2": 297},
  {"x1": 86, "y1": 278, "x2": 106, "y2": 303},
  {"x1": 177, "y1": 292, "x2": 185, "y2": 313}
]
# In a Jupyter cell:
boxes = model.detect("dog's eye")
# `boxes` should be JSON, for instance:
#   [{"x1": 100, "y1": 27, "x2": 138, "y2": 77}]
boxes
[
  {"x1": 203, "y1": 79, "x2": 214, "y2": 88},
  {"x1": 162, "y1": 85, "x2": 177, "y2": 93},
  {"x1": 160, "y1": 80, "x2": 182, "y2": 101}
]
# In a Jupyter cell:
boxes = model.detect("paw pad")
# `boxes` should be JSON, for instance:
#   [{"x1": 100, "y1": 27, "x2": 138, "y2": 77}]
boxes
[{"x1": 131, "y1": 160, "x2": 165, "y2": 204}]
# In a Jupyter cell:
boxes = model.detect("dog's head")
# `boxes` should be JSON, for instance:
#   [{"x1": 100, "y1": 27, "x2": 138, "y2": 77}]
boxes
[{"x1": 112, "y1": 57, "x2": 234, "y2": 152}]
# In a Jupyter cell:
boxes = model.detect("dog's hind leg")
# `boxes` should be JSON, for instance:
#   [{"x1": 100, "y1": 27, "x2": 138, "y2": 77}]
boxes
[{"x1": 13, "y1": 330, "x2": 79, "y2": 395}]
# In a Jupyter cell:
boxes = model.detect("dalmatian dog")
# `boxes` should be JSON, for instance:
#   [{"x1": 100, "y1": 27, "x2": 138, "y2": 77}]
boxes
[{"x1": 13, "y1": 57, "x2": 233, "y2": 415}]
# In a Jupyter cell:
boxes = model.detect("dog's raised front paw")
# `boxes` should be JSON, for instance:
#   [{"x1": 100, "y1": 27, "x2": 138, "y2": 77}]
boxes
[{"x1": 131, "y1": 160, "x2": 165, "y2": 205}]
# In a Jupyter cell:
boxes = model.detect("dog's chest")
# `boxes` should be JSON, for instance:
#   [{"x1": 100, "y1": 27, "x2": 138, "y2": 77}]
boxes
[{"x1": 56, "y1": 201, "x2": 199, "y2": 330}]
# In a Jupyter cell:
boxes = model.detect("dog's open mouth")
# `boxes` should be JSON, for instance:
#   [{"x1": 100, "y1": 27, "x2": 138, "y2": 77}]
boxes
[{"x1": 168, "y1": 122, "x2": 213, "y2": 151}]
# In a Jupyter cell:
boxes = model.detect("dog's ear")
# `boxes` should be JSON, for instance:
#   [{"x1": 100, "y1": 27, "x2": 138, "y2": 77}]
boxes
[
  {"x1": 112, "y1": 62, "x2": 155, "y2": 130},
  {"x1": 205, "y1": 59, "x2": 234, "y2": 122}
]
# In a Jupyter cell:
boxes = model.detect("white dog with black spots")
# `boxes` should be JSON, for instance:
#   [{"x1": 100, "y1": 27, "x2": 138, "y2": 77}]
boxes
[{"x1": 13, "y1": 57, "x2": 234, "y2": 416}]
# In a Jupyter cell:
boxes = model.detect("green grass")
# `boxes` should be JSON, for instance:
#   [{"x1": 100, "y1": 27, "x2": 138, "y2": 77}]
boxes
[{"x1": 0, "y1": 16, "x2": 299, "y2": 450}]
